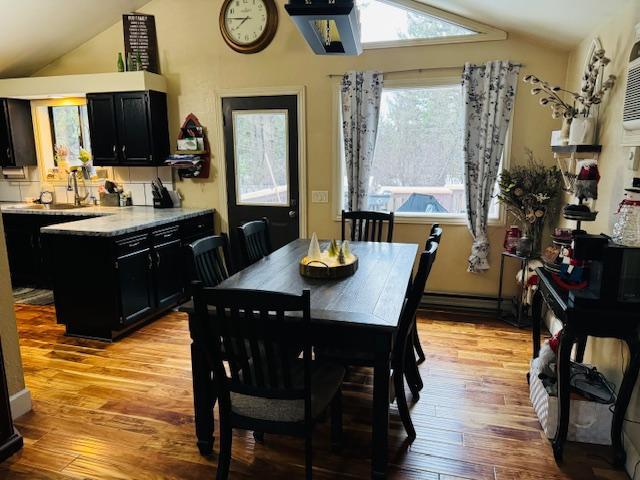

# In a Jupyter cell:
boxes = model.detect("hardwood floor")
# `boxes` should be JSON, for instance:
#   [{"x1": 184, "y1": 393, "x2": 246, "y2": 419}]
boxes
[{"x1": 0, "y1": 305, "x2": 629, "y2": 479}]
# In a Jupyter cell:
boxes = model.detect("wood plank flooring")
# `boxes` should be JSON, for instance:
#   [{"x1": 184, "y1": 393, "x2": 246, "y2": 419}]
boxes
[{"x1": 0, "y1": 305, "x2": 629, "y2": 479}]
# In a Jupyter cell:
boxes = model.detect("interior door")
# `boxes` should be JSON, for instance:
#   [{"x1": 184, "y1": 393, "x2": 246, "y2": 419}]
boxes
[
  {"x1": 222, "y1": 95, "x2": 299, "y2": 255},
  {"x1": 116, "y1": 92, "x2": 152, "y2": 164}
]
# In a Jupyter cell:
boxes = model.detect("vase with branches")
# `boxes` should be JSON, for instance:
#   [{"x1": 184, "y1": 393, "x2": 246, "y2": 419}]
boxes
[
  {"x1": 523, "y1": 47, "x2": 616, "y2": 143},
  {"x1": 497, "y1": 149, "x2": 564, "y2": 256}
]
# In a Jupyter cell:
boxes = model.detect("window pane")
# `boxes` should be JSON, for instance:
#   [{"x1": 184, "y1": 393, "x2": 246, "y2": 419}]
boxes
[
  {"x1": 233, "y1": 111, "x2": 289, "y2": 206},
  {"x1": 50, "y1": 105, "x2": 90, "y2": 167},
  {"x1": 341, "y1": 84, "x2": 500, "y2": 218},
  {"x1": 357, "y1": 0, "x2": 476, "y2": 44}
]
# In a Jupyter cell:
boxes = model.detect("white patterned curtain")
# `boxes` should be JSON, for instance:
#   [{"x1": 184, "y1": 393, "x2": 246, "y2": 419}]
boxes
[
  {"x1": 463, "y1": 61, "x2": 520, "y2": 273},
  {"x1": 341, "y1": 71, "x2": 384, "y2": 211}
]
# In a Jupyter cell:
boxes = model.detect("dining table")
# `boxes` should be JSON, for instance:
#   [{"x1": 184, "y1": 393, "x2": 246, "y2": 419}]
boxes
[{"x1": 181, "y1": 238, "x2": 418, "y2": 479}]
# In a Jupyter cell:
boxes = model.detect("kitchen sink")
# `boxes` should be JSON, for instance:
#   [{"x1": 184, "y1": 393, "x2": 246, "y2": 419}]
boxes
[{"x1": 4, "y1": 203, "x2": 89, "y2": 211}]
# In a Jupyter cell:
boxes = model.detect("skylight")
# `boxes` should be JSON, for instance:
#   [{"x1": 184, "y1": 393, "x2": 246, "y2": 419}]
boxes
[{"x1": 357, "y1": 0, "x2": 477, "y2": 44}]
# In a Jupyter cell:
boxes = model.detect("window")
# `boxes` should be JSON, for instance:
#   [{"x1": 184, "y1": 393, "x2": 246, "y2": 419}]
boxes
[
  {"x1": 233, "y1": 110, "x2": 289, "y2": 206},
  {"x1": 357, "y1": 0, "x2": 475, "y2": 44},
  {"x1": 355, "y1": 0, "x2": 506, "y2": 49},
  {"x1": 48, "y1": 105, "x2": 91, "y2": 167},
  {"x1": 338, "y1": 79, "x2": 504, "y2": 222}
]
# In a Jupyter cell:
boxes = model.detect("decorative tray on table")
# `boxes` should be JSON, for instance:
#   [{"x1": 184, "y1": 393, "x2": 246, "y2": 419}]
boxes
[{"x1": 299, "y1": 236, "x2": 358, "y2": 279}]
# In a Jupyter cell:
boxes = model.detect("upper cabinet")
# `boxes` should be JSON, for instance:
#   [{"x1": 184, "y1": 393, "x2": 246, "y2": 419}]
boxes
[
  {"x1": 0, "y1": 99, "x2": 37, "y2": 167},
  {"x1": 87, "y1": 90, "x2": 169, "y2": 166}
]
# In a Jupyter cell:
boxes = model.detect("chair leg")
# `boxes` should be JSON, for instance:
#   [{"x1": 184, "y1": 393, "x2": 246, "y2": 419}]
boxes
[
  {"x1": 305, "y1": 433, "x2": 313, "y2": 480},
  {"x1": 216, "y1": 413, "x2": 232, "y2": 480},
  {"x1": 394, "y1": 369, "x2": 416, "y2": 441},
  {"x1": 413, "y1": 322, "x2": 426, "y2": 364},
  {"x1": 330, "y1": 388, "x2": 343, "y2": 453},
  {"x1": 404, "y1": 333, "x2": 423, "y2": 397}
]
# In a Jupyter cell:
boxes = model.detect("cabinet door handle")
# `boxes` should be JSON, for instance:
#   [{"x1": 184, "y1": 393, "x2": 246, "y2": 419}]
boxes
[
  {"x1": 155, "y1": 251, "x2": 161, "y2": 269},
  {"x1": 147, "y1": 253, "x2": 153, "y2": 270},
  {"x1": 122, "y1": 145, "x2": 127, "y2": 160},
  {"x1": 163, "y1": 233, "x2": 172, "y2": 238},
  {"x1": 112, "y1": 145, "x2": 117, "y2": 159},
  {"x1": 5, "y1": 147, "x2": 10, "y2": 160}
]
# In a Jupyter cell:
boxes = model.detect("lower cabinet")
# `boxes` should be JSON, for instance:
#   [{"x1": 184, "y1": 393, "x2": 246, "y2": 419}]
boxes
[
  {"x1": 3, "y1": 213, "x2": 93, "y2": 288},
  {"x1": 45, "y1": 213, "x2": 214, "y2": 341}
]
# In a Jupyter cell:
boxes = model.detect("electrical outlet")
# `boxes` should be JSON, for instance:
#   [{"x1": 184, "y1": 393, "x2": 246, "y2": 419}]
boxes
[{"x1": 311, "y1": 190, "x2": 328, "y2": 203}]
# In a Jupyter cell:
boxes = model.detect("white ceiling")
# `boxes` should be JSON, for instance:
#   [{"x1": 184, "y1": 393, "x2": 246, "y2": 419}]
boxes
[
  {"x1": 0, "y1": 0, "x2": 150, "y2": 79},
  {"x1": 421, "y1": 0, "x2": 634, "y2": 49}
]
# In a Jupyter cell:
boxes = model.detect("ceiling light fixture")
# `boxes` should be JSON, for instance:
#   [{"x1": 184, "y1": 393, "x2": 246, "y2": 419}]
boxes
[{"x1": 284, "y1": 0, "x2": 362, "y2": 56}]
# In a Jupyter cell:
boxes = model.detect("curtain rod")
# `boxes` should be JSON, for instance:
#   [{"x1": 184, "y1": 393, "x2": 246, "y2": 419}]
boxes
[{"x1": 327, "y1": 63, "x2": 525, "y2": 78}]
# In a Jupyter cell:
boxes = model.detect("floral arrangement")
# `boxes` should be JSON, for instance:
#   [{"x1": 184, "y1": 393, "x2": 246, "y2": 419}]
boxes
[
  {"x1": 78, "y1": 148, "x2": 92, "y2": 164},
  {"x1": 523, "y1": 48, "x2": 616, "y2": 120},
  {"x1": 53, "y1": 144, "x2": 69, "y2": 165},
  {"x1": 497, "y1": 149, "x2": 564, "y2": 252}
]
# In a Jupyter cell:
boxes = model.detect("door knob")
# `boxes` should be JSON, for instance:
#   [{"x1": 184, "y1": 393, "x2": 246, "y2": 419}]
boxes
[{"x1": 289, "y1": 210, "x2": 297, "y2": 218}]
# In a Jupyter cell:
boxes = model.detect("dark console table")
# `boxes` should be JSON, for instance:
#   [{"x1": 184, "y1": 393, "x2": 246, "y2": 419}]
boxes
[{"x1": 531, "y1": 267, "x2": 640, "y2": 466}]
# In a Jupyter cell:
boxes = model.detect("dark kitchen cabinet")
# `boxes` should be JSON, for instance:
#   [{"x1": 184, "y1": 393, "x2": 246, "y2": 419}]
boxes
[
  {"x1": 0, "y1": 99, "x2": 37, "y2": 167},
  {"x1": 44, "y1": 212, "x2": 214, "y2": 341},
  {"x1": 85, "y1": 94, "x2": 118, "y2": 165},
  {"x1": 116, "y1": 235, "x2": 155, "y2": 325},
  {"x1": 86, "y1": 91, "x2": 169, "y2": 166},
  {"x1": 2, "y1": 213, "x2": 92, "y2": 288}
]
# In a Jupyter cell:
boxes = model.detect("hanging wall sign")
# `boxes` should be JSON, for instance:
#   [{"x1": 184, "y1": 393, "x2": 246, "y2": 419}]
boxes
[{"x1": 123, "y1": 13, "x2": 160, "y2": 73}]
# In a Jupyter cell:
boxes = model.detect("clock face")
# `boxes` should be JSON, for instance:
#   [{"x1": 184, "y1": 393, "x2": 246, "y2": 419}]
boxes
[
  {"x1": 224, "y1": 0, "x2": 268, "y2": 45},
  {"x1": 220, "y1": 0, "x2": 277, "y2": 53}
]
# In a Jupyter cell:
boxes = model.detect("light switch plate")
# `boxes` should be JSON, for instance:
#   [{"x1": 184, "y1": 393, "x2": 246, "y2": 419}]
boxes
[{"x1": 311, "y1": 190, "x2": 328, "y2": 203}]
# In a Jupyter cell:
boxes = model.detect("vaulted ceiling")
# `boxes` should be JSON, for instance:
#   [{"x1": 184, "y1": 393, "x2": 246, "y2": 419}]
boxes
[
  {"x1": 0, "y1": 0, "x2": 150, "y2": 79},
  {"x1": 0, "y1": 0, "x2": 634, "y2": 80},
  {"x1": 422, "y1": 0, "x2": 635, "y2": 49}
]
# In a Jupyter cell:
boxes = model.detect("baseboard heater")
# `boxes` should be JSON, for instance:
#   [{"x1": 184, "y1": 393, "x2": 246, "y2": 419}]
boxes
[{"x1": 420, "y1": 291, "x2": 511, "y2": 314}]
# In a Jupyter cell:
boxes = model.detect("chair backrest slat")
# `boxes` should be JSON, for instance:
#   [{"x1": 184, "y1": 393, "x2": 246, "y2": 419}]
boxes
[
  {"x1": 188, "y1": 234, "x2": 233, "y2": 288},
  {"x1": 341, "y1": 210, "x2": 395, "y2": 243},
  {"x1": 236, "y1": 218, "x2": 273, "y2": 268},
  {"x1": 192, "y1": 286, "x2": 311, "y2": 402}
]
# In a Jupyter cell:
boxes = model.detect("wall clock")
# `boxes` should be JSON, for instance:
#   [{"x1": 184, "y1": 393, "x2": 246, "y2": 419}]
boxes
[{"x1": 220, "y1": 0, "x2": 278, "y2": 54}]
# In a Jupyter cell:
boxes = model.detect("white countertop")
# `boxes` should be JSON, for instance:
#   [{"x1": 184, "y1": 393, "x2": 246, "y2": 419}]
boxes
[{"x1": 1, "y1": 203, "x2": 214, "y2": 237}]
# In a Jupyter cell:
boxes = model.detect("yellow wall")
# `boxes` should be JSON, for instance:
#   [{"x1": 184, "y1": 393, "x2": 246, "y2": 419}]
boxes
[
  {"x1": 35, "y1": 0, "x2": 569, "y2": 297},
  {"x1": 0, "y1": 218, "x2": 26, "y2": 397},
  {"x1": 562, "y1": 3, "x2": 640, "y2": 476}
]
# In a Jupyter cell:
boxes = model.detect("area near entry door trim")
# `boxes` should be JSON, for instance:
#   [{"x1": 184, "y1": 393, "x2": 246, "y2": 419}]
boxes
[{"x1": 213, "y1": 86, "x2": 307, "y2": 238}]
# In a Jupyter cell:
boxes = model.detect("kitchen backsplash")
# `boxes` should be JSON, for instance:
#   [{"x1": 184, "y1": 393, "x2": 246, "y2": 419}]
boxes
[{"x1": 0, "y1": 166, "x2": 174, "y2": 206}]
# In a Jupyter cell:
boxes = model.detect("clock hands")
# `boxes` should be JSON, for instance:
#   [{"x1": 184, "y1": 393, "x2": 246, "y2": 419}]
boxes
[{"x1": 229, "y1": 16, "x2": 251, "y2": 31}]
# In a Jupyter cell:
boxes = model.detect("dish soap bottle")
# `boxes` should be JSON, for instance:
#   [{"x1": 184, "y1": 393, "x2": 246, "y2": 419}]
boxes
[{"x1": 612, "y1": 178, "x2": 640, "y2": 247}]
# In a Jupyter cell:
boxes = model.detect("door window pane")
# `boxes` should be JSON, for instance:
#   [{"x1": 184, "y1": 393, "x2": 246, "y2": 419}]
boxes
[{"x1": 233, "y1": 110, "x2": 289, "y2": 206}]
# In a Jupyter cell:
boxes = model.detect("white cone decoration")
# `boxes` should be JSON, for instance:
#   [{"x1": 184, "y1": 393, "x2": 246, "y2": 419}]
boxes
[
  {"x1": 308, "y1": 232, "x2": 322, "y2": 261},
  {"x1": 341, "y1": 240, "x2": 351, "y2": 259}
]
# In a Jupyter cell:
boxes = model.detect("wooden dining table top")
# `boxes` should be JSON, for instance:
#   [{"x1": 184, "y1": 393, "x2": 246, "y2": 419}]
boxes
[{"x1": 207, "y1": 239, "x2": 418, "y2": 331}]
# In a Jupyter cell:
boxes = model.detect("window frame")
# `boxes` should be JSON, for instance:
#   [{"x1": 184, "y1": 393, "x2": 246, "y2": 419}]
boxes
[
  {"x1": 332, "y1": 75, "x2": 511, "y2": 226},
  {"x1": 359, "y1": 0, "x2": 507, "y2": 51},
  {"x1": 31, "y1": 98, "x2": 112, "y2": 186}
]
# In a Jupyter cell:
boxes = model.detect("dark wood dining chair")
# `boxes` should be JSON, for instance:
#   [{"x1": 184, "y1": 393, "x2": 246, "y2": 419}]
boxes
[
  {"x1": 187, "y1": 234, "x2": 233, "y2": 287},
  {"x1": 316, "y1": 242, "x2": 437, "y2": 440},
  {"x1": 191, "y1": 285, "x2": 344, "y2": 480},
  {"x1": 414, "y1": 225, "x2": 444, "y2": 365},
  {"x1": 236, "y1": 218, "x2": 272, "y2": 268},
  {"x1": 341, "y1": 210, "x2": 394, "y2": 243}
]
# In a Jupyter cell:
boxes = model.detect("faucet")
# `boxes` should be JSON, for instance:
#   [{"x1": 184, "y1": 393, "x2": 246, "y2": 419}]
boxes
[{"x1": 67, "y1": 170, "x2": 89, "y2": 206}]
